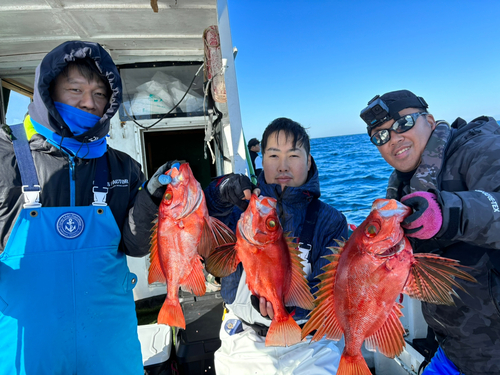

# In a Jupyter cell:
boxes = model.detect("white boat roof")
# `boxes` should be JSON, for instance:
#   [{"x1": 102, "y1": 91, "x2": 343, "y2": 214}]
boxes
[{"x1": 0, "y1": 0, "x2": 218, "y2": 91}]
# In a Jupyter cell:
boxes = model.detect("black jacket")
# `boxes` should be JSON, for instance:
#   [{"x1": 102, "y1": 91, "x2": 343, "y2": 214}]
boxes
[
  {"x1": 204, "y1": 158, "x2": 348, "y2": 321},
  {"x1": 386, "y1": 116, "x2": 500, "y2": 374},
  {"x1": 0, "y1": 41, "x2": 157, "y2": 257}
]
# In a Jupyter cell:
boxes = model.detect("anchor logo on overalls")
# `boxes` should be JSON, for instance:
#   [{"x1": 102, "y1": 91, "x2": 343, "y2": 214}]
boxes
[
  {"x1": 65, "y1": 218, "x2": 77, "y2": 233},
  {"x1": 56, "y1": 212, "x2": 85, "y2": 239}
]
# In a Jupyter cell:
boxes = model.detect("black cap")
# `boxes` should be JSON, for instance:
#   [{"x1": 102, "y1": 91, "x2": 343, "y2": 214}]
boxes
[
  {"x1": 380, "y1": 90, "x2": 428, "y2": 118},
  {"x1": 361, "y1": 89, "x2": 428, "y2": 134},
  {"x1": 248, "y1": 138, "x2": 260, "y2": 148}
]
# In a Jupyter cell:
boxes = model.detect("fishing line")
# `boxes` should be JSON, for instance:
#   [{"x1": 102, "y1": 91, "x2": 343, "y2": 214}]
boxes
[{"x1": 340, "y1": 207, "x2": 371, "y2": 213}]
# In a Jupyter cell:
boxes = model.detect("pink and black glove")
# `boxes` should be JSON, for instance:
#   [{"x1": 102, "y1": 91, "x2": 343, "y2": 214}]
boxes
[{"x1": 400, "y1": 191, "x2": 443, "y2": 239}]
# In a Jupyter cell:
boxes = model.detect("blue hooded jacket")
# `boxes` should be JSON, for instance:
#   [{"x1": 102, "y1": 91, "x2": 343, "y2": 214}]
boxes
[{"x1": 204, "y1": 158, "x2": 347, "y2": 319}]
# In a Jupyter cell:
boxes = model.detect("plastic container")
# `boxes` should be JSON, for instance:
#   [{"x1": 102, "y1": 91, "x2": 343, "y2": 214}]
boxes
[
  {"x1": 175, "y1": 291, "x2": 224, "y2": 375},
  {"x1": 138, "y1": 324, "x2": 173, "y2": 375}
]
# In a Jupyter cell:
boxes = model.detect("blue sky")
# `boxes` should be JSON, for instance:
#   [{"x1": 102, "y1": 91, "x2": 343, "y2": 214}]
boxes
[
  {"x1": 228, "y1": 0, "x2": 500, "y2": 140},
  {"x1": 5, "y1": 1, "x2": 499, "y2": 140}
]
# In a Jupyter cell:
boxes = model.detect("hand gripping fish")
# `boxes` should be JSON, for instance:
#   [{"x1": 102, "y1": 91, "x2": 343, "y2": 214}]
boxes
[
  {"x1": 301, "y1": 199, "x2": 477, "y2": 375},
  {"x1": 149, "y1": 163, "x2": 236, "y2": 329},
  {"x1": 205, "y1": 194, "x2": 315, "y2": 347}
]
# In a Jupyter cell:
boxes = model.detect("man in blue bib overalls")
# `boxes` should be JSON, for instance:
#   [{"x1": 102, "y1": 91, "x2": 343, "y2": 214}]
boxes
[{"x1": 0, "y1": 41, "x2": 172, "y2": 375}]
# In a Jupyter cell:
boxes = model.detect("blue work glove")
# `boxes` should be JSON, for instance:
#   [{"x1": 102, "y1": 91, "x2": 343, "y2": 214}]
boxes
[
  {"x1": 217, "y1": 173, "x2": 255, "y2": 211},
  {"x1": 147, "y1": 160, "x2": 180, "y2": 201},
  {"x1": 401, "y1": 191, "x2": 443, "y2": 239}
]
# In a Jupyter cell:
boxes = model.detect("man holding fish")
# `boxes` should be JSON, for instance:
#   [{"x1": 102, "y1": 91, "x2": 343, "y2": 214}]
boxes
[
  {"x1": 358, "y1": 90, "x2": 500, "y2": 375},
  {"x1": 0, "y1": 41, "x2": 176, "y2": 374},
  {"x1": 203, "y1": 117, "x2": 348, "y2": 374}
]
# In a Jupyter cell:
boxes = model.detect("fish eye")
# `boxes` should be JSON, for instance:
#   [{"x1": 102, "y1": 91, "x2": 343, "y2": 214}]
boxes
[
  {"x1": 164, "y1": 192, "x2": 173, "y2": 202},
  {"x1": 364, "y1": 223, "x2": 380, "y2": 238},
  {"x1": 266, "y1": 218, "x2": 277, "y2": 230}
]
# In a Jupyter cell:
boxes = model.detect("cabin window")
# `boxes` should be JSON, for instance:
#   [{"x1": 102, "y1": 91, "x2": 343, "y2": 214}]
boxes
[
  {"x1": 118, "y1": 62, "x2": 205, "y2": 121},
  {"x1": 3, "y1": 89, "x2": 31, "y2": 125}
]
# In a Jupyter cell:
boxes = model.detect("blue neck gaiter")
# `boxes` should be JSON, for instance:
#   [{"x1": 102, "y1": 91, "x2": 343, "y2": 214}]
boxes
[{"x1": 31, "y1": 102, "x2": 107, "y2": 159}]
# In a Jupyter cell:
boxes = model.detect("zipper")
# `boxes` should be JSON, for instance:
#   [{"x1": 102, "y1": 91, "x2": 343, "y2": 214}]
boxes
[
  {"x1": 43, "y1": 139, "x2": 77, "y2": 207},
  {"x1": 69, "y1": 156, "x2": 76, "y2": 207}
]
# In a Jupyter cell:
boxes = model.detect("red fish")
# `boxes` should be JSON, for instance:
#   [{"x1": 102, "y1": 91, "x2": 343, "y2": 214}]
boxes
[
  {"x1": 149, "y1": 163, "x2": 235, "y2": 329},
  {"x1": 206, "y1": 194, "x2": 315, "y2": 347},
  {"x1": 301, "y1": 199, "x2": 476, "y2": 375}
]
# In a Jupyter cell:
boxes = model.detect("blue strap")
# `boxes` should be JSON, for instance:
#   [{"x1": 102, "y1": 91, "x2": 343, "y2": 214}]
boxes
[
  {"x1": 92, "y1": 153, "x2": 109, "y2": 206},
  {"x1": 10, "y1": 123, "x2": 109, "y2": 207},
  {"x1": 94, "y1": 153, "x2": 108, "y2": 191},
  {"x1": 10, "y1": 124, "x2": 40, "y2": 189}
]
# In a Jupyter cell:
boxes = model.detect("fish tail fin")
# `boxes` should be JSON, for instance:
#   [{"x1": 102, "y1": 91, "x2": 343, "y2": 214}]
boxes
[
  {"x1": 404, "y1": 253, "x2": 478, "y2": 305},
  {"x1": 338, "y1": 353, "x2": 372, "y2": 375},
  {"x1": 283, "y1": 234, "x2": 315, "y2": 310},
  {"x1": 265, "y1": 315, "x2": 302, "y2": 347},
  {"x1": 148, "y1": 219, "x2": 166, "y2": 284},
  {"x1": 158, "y1": 298, "x2": 186, "y2": 330}
]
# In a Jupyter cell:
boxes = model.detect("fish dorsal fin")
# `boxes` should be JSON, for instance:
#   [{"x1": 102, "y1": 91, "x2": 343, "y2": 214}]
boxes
[
  {"x1": 301, "y1": 246, "x2": 344, "y2": 341},
  {"x1": 364, "y1": 302, "x2": 405, "y2": 358},
  {"x1": 404, "y1": 253, "x2": 477, "y2": 306},
  {"x1": 148, "y1": 219, "x2": 166, "y2": 284},
  {"x1": 180, "y1": 254, "x2": 206, "y2": 296},
  {"x1": 205, "y1": 243, "x2": 240, "y2": 278},
  {"x1": 283, "y1": 233, "x2": 315, "y2": 310}
]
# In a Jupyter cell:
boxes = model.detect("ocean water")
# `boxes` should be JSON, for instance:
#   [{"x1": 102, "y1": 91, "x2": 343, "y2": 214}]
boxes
[{"x1": 311, "y1": 134, "x2": 394, "y2": 226}]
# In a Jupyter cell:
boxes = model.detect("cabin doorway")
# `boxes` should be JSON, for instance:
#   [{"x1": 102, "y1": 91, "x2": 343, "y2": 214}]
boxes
[{"x1": 143, "y1": 129, "x2": 217, "y2": 189}]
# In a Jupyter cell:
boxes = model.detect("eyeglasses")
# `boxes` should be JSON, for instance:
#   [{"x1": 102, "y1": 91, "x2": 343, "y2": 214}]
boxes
[{"x1": 370, "y1": 112, "x2": 428, "y2": 146}]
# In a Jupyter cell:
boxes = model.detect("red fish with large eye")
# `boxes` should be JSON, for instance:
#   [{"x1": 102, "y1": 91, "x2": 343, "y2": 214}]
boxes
[
  {"x1": 148, "y1": 163, "x2": 235, "y2": 329},
  {"x1": 206, "y1": 194, "x2": 315, "y2": 347},
  {"x1": 301, "y1": 199, "x2": 477, "y2": 375}
]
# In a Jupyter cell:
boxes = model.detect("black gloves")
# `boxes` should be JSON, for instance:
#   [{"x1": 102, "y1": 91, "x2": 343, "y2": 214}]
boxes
[
  {"x1": 217, "y1": 173, "x2": 255, "y2": 211},
  {"x1": 146, "y1": 160, "x2": 180, "y2": 201}
]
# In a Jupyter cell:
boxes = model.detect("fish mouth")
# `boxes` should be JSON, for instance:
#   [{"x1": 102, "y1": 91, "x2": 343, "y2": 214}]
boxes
[
  {"x1": 376, "y1": 237, "x2": 406, "y2": 258},
  {"x1": 238, "y1": 221, "x2": 266, "y2": 247},
  {"x1": 373, "y1": 199, "x2": 411, "y2": 219},
  {"x1": 237, "y1": 195, "x2": 278, "y2": 247},
  {"x1": 175, "y1": 189, "x2": 202, "y2": 220}
]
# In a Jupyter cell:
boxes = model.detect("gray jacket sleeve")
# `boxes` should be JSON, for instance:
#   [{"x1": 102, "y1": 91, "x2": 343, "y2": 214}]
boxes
[{"x1": 437, "y1": 134, "x2": 500, "y2": 249}]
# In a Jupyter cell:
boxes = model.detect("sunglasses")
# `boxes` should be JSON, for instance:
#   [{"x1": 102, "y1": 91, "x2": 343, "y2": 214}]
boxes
[{"x1": 370, "y1": 112, "x2": 428, "y2": 146}]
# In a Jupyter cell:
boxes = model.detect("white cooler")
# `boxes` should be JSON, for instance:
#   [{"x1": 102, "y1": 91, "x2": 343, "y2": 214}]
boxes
[{"x1": 138, "y1": 323, "x2": 173, "y2": 372}]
